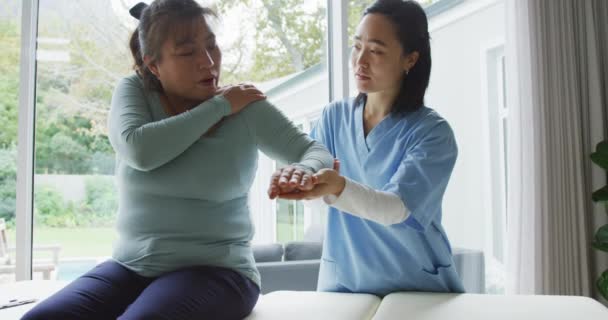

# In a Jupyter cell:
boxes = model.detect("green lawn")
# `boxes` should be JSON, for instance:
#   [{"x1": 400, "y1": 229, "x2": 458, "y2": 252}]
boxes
[{"x1": 7, "y1": 227, "x2": 117, "y2": 258}]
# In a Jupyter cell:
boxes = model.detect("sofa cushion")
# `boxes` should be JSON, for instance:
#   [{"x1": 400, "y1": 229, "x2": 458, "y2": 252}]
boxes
[
  {"x1": 284, "y1": 241, "x2": 322, "y2": 261},
  {"x1": 256, "y1": 260, "x2": 320, "y2": 294},
  {"x1": 252, "y1": 243, "x2": 284, "y2": 262},
  {"x1": 245, "y1": 291, "x2": 381, "y2": 320}
]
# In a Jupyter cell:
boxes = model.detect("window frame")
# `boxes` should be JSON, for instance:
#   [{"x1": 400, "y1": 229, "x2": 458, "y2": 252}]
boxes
[
  {"x1": 15, "y1": 0, "x2": 39, "y2": 281},
  {"x1": 269, "y1": 113, "x2": 322, "y2": 243},
  {"x1": 480, "y1": 40, "x2": 507, "y2": 265}
]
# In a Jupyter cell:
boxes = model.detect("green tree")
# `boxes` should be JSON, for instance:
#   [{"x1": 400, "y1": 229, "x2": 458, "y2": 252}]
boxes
[
  {"x1": 80, "y1": 175, "x2": 118, "y2": 227},
  {"x1": 30, "y1": 0, "x2": 131, "y2": 174},
  {"x1": 0, "y1": 15, "x2": 20, "y2": 225},
  {"x1": 0, "y1": 20, "x2": 20, "y2": 149},
  {"x1": 216, "y1": 0, "x2": 326, "y2": 83},
  {"x1": 0, "y1": 147, "x2": 17, "y2": 224},
  {"x1": 34, "y1": 185, "x2": 78, "y2": 227}
]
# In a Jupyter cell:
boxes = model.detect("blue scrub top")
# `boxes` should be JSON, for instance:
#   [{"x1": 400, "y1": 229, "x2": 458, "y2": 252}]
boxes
[{"x1": 310, "y1": 98, "x2": 465, "y2": 296}]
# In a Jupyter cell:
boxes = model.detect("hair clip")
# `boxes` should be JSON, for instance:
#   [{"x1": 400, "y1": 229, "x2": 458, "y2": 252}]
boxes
[{"x1": 129, "y1": 2, "x2": 148, "y2": 20}]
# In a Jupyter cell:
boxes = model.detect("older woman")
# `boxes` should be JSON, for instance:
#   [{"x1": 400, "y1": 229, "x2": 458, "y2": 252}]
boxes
[{"x1": 23, "y1": 1, "x2": 332, "y2": 319}]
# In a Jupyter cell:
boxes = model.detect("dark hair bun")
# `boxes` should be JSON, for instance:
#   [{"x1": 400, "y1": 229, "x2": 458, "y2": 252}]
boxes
[{"x1": 129, "y1": 2, "x2": 148, "y2": 20}]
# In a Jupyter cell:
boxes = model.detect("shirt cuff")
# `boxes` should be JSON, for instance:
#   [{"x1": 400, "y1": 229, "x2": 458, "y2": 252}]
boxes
[{"x1": 322, "y1": 177, "x2": 410, "y2": 226}]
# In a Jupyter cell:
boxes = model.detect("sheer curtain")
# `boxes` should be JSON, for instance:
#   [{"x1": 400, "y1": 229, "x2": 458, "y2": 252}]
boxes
[{"x1": 505, "y1": 0, "x2": 608, "y2": 297}]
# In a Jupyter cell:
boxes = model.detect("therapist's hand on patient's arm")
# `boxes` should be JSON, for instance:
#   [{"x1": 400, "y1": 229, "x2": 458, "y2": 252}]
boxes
[{"x1": 268, "y1": 165, "x2": 314, "y2": 199}]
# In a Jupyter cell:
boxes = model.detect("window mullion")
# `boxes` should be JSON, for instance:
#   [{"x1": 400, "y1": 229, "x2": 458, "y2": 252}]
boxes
[
  {"x1": 327, "y1": 0, "x2": 349, "y2": 101},
  {"x1": 15, "y1": 0, "x2": 39, "y2": 281}
]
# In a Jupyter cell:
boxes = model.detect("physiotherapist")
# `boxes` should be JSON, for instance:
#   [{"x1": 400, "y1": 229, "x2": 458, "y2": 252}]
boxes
[{"x1": 270, "y1": 0, "x2": 465, "y2": 296}]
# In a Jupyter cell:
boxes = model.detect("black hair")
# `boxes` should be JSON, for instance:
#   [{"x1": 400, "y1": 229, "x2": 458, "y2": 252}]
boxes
[{"x1": 354, "y1": 0, "x2": 431, "y2": 114}]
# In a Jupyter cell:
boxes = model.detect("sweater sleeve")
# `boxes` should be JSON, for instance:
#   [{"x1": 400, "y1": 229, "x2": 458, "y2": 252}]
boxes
[
  {"x1": 108, "y1": 76, "x2": 231, "y2": 171},
  {"x1": 241, "y1": 100, "x2": 333, "y2": 172}
]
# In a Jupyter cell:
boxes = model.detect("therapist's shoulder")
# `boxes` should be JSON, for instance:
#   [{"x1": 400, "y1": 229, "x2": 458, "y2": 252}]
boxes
[
  {"x1": 413, "y1": 106, "x2": 455, "y2": 139},
  {"x1": 321, "y1": 97, "x2": 356, "y2": 119}
]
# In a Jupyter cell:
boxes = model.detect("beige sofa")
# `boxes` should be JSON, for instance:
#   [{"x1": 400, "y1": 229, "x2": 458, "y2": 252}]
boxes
[{"x1": 2, "y1": 281, "x2": 607, "y2": 319}]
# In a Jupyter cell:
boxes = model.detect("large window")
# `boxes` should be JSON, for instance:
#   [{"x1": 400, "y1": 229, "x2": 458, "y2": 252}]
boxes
[
  {"x1": 31, "y1": 0, "x2": 132, "y2": 282},
  {"x1": 274, "y1": 117, "x2": 324, "y2": 244},
  {"x1": 0, "y1": 0, "x2": 21, "y2": 285},
  {"x1": 8, "y1": 0, "x2": 329, "y2": 281},
  {"x1": 8, "y1": 0, "x2": 508, "y2": 294},
  {"x1": 213, "y1": 1, "x2": 330, "y2": 244}
]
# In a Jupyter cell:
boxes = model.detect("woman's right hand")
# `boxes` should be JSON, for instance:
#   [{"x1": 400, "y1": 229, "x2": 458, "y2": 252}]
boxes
[{"x1": 216, "y1": 84, "x2": 266, "y2": 114}]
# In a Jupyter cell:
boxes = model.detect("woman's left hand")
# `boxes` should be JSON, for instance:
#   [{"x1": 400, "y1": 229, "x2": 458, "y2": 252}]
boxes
[{"x1": 268, "y1": 165, "x2": 314, "y2": 199}]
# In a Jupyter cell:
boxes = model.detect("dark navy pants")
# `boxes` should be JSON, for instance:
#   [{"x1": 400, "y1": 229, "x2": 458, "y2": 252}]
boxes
[{"x1": 22, "y1": 260, "x2": 260, "y2": 320}]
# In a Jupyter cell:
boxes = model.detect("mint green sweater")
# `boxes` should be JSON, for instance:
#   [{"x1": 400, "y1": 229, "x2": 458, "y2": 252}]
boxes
[{"x1": 108, "y1": 75, "x2": 332, "y2": 286}]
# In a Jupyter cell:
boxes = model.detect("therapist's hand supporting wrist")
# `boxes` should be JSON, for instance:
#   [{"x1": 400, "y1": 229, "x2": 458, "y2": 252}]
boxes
[{"x1": 313, "y1": 169, "x2": 346, "y2": 197}]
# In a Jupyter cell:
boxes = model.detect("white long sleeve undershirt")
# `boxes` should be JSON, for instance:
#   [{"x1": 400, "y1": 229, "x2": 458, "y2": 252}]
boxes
[{"x1": 320, "y1": 177, "x2": 410, "y2": 226}]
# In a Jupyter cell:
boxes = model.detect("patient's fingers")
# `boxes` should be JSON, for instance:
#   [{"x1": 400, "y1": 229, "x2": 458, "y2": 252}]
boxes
[
  {"x1": 289, "y1": 169, "x2": 303, "y2": 186},
  {"x1": 299, "y1": 173, "x2": 314, "y2": 191},
  {"x1": 278, "y1": 166, "x2": 295, "y2": 187},
  {"x1": 268, "y1": 170, "x2": 282, "y2": 199}
]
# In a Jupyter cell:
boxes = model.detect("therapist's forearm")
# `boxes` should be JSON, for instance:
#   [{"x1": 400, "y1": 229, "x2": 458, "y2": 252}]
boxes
[{"x1": 323, "y1": 177, "x2": 409, "y2": 226}]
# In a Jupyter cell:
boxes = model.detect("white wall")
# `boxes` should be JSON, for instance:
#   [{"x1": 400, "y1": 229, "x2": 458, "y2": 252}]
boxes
[
  {"x1": 426, "y1": 0, "x2": 505, "y2": 251},
  {"x1": 269, "y1": 71, "x2": 329, "y2": 119}
]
